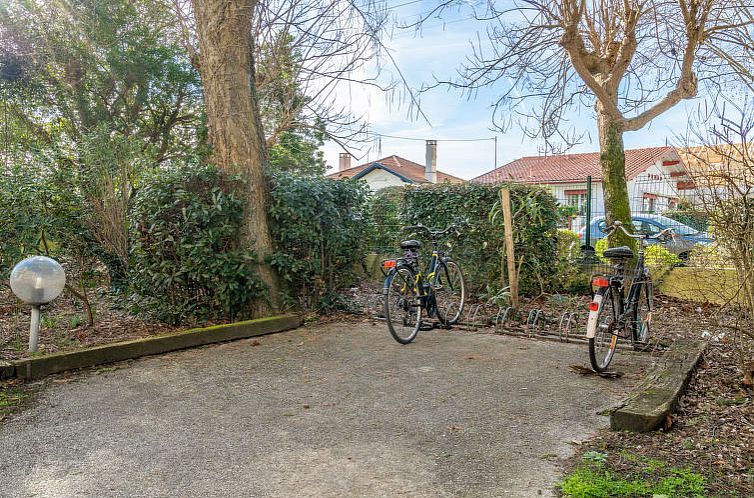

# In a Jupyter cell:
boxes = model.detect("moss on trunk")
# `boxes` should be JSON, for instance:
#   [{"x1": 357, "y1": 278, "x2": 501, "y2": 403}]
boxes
[{"x1": 597, "y1": 109, "x2": 634, "y2": 249}]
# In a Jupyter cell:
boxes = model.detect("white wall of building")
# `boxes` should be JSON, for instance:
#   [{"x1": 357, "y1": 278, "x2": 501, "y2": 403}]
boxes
[
  {"x1": 360, "y1": 168, "x2": 409, "y2": 191},
  {"x1": 547, "y1": 159, "x2": 681, "y2": 232}
]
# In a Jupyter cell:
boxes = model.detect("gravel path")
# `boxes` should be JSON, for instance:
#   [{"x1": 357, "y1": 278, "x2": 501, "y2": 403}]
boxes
[{"x1": 0, "y1": 321, "x2": 652, "y2": 497}]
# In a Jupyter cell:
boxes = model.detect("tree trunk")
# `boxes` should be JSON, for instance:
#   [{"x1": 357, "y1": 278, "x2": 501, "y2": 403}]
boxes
[
  {"x1": 191, "y1": 0, "x2": 280, "y2": 314},
  {"x1": 596, "y1": 105, "x2": 633, "y2": 249}
]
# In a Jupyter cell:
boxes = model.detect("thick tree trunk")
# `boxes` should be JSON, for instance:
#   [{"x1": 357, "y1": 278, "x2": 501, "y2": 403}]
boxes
[
  {"x1": 596, "y1": 105, "x2": 633, "y2": 249},
  {"x1": 191, "y1": 0, "x2": 280, "y2": 314}
]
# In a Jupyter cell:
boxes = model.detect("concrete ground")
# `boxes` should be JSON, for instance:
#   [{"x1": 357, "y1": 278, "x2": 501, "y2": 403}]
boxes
[{"x1": 0, "y1": 321, "x2": 652, "y2": 497}]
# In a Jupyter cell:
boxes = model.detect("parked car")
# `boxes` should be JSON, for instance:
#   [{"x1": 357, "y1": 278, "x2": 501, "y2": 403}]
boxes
[{"x1": 578, "y1": 214, "x2": 713, "y2": 258}]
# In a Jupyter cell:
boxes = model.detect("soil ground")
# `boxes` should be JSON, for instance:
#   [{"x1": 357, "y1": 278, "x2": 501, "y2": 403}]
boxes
[{"x1": 0, "y1": 286, "x2": 181, "y2": 361}]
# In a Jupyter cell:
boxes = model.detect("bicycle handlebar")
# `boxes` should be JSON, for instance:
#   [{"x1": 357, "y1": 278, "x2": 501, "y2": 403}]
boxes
[{"x1": 603, "y1": 220, "x2": 674, "y2": 241}]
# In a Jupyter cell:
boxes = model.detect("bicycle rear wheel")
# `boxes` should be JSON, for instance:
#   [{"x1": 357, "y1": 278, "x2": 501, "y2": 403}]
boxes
[
  {"x1": 589, "y1": 286, "x2": 620, "y2": 372},
  {"x1": 384, "y1": 266, "x2": 422, "y2": 344},
  {"x1": 434, "y1": 259, "x2": 465, "y2": 325},
  {"x1": 633, "y1": 279, "x2": 653, "y2": 349}
]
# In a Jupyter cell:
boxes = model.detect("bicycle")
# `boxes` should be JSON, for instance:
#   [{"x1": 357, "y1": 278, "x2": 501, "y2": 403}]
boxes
[
  {"x1": 586, "y1": 220, "x2": 674, "y2": 372},
  {"x1": 382, "y1": 224, "x2": 466, "y2": 344}
]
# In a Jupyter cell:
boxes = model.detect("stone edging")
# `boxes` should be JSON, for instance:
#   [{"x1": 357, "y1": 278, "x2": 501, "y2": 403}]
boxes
[
  {"x1": 0, "y1": 314, "x2": 301, "y2": 381},
  {"x1": 610, "y1": 339, "x2": 707, "y2": 432}
]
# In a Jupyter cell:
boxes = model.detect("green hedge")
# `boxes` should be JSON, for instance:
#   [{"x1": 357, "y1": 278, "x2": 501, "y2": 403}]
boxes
[
  {"x1": 663, "y1": 209, "x2": 709, "y2": 232},
  {"x1": 365, "y1": 183, "x2": 559, "y2": 296},
  {"x1": 121, "y1": 165, "x2": 373, "y2": 321},
  {"x1": 268, "y1": 172, "x2": 370, "y2": 309},
  {"x1": 128, "y1": 163, "x2": 265, "y2": 323}
]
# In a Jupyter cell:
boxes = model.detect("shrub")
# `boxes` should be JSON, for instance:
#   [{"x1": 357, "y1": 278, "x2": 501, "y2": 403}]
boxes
[
  {"x1": 664, "y1": 209, "x2": 709, "y2": 232},
  {"x1": 400, "y1": 182, "x2": 558, "y2": 295},
  {"x1": 594, "y1": 238, "x2": 680, "y2": 269},
  {"x1": 554, "y1": 229, "x2": 590, "y2": 293},
  {"x1": 644, "y1": 244, "x2": 681, "y2": 268},
  {"x1": 364, "y1": 186, "x2": 403, "y2": 254},
  {"x1": 128, "y1": 163, "x2": 265, "y2": 323},
  {"x1": 268, "y1": 173, "x2": 370, "y2": 309},
  {"x1": 0, "y1": 164, "x2": 94, "y2": 275}
]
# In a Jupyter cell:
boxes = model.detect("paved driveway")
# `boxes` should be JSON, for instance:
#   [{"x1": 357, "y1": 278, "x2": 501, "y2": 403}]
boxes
[{"x1": 0, "y1": 322, "x2": 651, "y2": 497}]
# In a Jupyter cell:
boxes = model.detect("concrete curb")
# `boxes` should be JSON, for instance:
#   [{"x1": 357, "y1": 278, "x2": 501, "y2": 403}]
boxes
[
  {"x1": 610, "y1": 339, "x2": 707, "y2": 432},
  {"x1": 5, "y1": 314, "x2": 301, "y2": 381}
]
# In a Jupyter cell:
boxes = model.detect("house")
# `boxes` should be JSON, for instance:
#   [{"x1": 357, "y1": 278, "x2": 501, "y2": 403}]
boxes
[
  {"x1": 326, "y1": 141, "x2": 464, "y2": 191},
  {"x1": 676, "y1": 144, "x2": 754, "y2": 204},
  {"x1": 471, "y1": 146, "x2": 689, "y2": 229}
]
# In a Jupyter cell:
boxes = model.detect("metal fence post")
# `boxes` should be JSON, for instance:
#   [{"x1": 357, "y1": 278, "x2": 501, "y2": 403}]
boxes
[{"x1": 585, "y1": 175, "x2": 592, "y2": 249}]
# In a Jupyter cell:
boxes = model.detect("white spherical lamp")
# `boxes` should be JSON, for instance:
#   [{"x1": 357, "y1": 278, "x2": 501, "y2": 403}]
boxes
[{"x1": 9, "y1": 256, "x2": 66, "y2": 351}]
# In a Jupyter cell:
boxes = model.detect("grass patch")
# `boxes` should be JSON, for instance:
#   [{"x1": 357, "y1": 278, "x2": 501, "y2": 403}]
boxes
[
  {"x1": 0, "y1": 382, "x2": 31, "y2": 419},
  {"x1": 559, "y1": 451, "x2": 707, "y2": 497}
]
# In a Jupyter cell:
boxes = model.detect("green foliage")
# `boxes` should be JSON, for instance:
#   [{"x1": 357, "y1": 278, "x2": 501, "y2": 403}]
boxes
[
  {"x1": 595, "y1": 238, "x2": 608, "y2": 260},
  {"x1": 128, "y1": 163, "x2": 265, "y2": 323},
  {"x1": 594, "y1": 238, "x2": 680, "y2": 269},
  {"x1": 268, "y1": 172, "x2": 370, "y2": 309},
  {"x1": 554, "y1": 229, "x2": 590, "y2": 293},
  {"x1": 365, "y1": 186, "x2": 404, "y2": 254},
  {"x1": 0, "y1": 385, "x2": 30, "y2": 417},
  {"x1": 268, "y1": 124, "x2": 328, "y2": 176},
  {"x1": 399, "y1": 183, "x2": 559, "y2": 295},
  {"x1": 664, "y1": 209, "x2": 709, "y2": 233},
  {"x1": 0, "y1": 162, "x2": 97, "y2": 277},
  {"x1": 644, "y1": 244, "x2": 681, "y2": 268},
  {"x1": 559, "y1": 453, "x2": 707, "y2": 498}
]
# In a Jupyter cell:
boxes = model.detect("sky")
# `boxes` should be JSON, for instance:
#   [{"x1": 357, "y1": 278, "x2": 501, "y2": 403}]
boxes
[{"x1": 320, "y1": 1, "x2": 702, "y2": 181}]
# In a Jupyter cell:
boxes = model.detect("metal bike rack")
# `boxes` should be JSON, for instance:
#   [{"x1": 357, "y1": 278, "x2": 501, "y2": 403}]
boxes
[
  {"x1": 493, "y1": 306, "x2": 516, "y2": 333},
  {"x1": 526, "y1": 309, "x2": 544, "y2": 334},
  {"x1": 558, "y1": 312, "x2": 578, "y2": 342},
  {"x1": 467, "y1": 304, "x2": 484, "y2": 330}
]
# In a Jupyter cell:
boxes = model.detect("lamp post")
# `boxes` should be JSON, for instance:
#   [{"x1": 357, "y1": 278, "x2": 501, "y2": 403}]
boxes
[{"x1": 9, "y1": 256, "x2": 66, "y2": 352}]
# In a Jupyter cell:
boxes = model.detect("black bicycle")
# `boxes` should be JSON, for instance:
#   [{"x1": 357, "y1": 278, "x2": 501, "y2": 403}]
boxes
[
  {"x1": 586, "y1": 220, "x2": 674, "y2": 372},
  {"x1": 382, "y1": 224, "x2": 466, "y2": 344}
]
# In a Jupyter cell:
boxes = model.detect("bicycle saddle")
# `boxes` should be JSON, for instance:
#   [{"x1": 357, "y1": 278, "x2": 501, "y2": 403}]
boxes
[
  {"x1": 400, "y1": 239, "x2": 421, "y2": 250},
  {"x1": 602, "y1": 246, "x2": 634, "y2": 260}
]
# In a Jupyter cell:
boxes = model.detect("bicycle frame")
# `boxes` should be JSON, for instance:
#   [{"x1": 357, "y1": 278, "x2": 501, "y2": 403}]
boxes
[
  {"x1": 586, "y1": 222, "x2": 662, "y2": 340},
  {"x1": 382, "y1": 225, "x2": 456, "y2": 316}
]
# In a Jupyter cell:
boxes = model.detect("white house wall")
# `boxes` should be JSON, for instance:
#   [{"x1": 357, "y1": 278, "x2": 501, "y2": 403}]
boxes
[
  {"x1": 629, "y1": 163, "x2": 680, "y2": 214},
  {"x1": 361, "y1": 168, "x2": 409, "y2": 191}
]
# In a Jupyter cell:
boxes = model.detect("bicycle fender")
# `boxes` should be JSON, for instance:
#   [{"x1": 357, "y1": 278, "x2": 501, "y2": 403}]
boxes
[{"x1": 586, "y1": 293, "x2": 603, "y2": 339}]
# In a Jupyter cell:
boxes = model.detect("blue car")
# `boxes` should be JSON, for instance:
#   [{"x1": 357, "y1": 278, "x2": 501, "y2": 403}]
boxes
[{"x1": 578, "y1": 214, "x2": 713, "y2": 258}]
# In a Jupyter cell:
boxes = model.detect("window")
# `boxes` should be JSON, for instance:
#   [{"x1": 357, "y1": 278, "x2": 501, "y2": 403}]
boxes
[
  {"x1": 632, "y1": 220, "x2": 661, "y2": 235},
  {"x1": 565, "y1": 189, "x2": 588, "y2": 216},
  {"x1": 642, "y1": 193, "x2": 657, "y2": 213}
]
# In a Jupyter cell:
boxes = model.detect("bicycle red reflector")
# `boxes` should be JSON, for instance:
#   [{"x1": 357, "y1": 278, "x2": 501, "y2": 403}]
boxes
[
  {"x1": 593, "y1": 278, "x2": 610, "y2": 287},
  {"x1": 588, "y1": 302, "x2": 599, "y2": 312},
  {"x1": 382, "y1": 260, "x2": 396, "y2": 268}
]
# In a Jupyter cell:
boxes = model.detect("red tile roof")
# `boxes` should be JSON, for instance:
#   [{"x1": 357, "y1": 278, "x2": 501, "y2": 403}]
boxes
[
  {"x1": 471, "y1": 146, "x2": 682, "y2": 184},
  {"x1": 326, "y1": 155, "x2": 464, "y2": 184}
]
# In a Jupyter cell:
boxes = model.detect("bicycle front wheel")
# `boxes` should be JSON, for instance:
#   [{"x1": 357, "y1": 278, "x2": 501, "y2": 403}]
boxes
[
  {"x1": 589, "y1": 286, "x2": 619, "y2": 372},
  {"x1": 434, "y1": 259, "x2": 465, "y2": 325},
  {"x1": 633, "y1": 279, "x2": 653, "y2": 349},
  {"x1": 384, "y1": 266, "x2": 422, "y2": 344}
]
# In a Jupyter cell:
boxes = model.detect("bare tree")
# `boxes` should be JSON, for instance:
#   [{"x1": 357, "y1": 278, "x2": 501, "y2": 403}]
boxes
[
  {"x1": 190, "y1": 0, "x2": 281, "y2": 313},
  {"x1": 684, "y1": 101, "x2": 754, "y2": 385},
  {"x1": 175, "y1": 0, "x2": 416, "y2": 153},
  {"x1": 187, "y1": 0, "x2": 415, "y2": 312},
  {"x1": 421, "y1": 0, "x2": 753, "y2": 246}
]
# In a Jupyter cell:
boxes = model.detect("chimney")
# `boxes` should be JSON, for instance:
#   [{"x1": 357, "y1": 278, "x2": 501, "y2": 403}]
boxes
[
  {"x1": 425, "y1": 140, "x2": 437, "y2": 183},
  {"x1": 339, "y1": 153, "x2": 352, "y2": 171}
]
